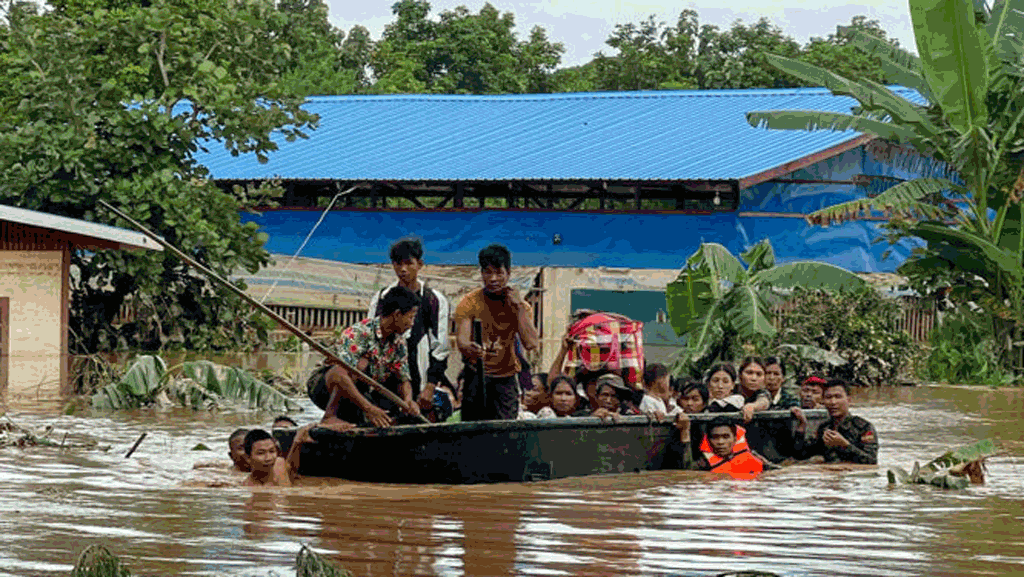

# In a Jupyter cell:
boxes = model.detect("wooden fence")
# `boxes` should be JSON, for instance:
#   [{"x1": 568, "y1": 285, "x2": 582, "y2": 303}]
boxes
[{"x1": 772, "y1": 295, "x2": 936, "y2": 344}]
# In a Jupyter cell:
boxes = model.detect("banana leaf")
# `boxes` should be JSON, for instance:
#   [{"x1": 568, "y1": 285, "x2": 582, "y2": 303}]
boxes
[
  {"x1": 925, "y1": 438, "x2": 999, "y2": 469},
  {"x1": 911, "y1": 0, "x2": 989, "y2": 133},
  {"x1": 90, "y1": 356, "x2": 167, "y2": 410}
]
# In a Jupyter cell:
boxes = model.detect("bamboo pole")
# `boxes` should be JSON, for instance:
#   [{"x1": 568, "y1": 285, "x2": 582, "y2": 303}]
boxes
[{"x1": 98, "y1": 200, "x2": 429, "y2": 424}]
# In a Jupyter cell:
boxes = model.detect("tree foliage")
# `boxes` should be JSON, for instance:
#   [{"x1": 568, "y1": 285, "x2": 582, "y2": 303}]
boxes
[{"x1": 0, "y1": 0, "x2": 317, "y2": 352}]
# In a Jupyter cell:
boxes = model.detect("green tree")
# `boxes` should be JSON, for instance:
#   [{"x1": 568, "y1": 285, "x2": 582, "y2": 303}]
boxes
[
  {"x1": 798, "y1": 15, "x2": 896, "y2": 85},
  {"x1": 746, "y1": 0, "x2": 1024, "y2": 375},
  {"x1": 369, "y1": 0, "x2": 564, "y2": 94},
  {"x1": 694, "y1": 17, "x2": 803, "y2": 89},
  {"x1": 0, "y1": 0, "x2": 317, "y2": 352},
  {"x1": 592, "y1": 14, "x2": 695, "y2": 91}
]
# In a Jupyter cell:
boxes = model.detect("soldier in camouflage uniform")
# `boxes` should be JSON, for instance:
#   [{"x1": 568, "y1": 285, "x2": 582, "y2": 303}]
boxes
[{"x1": 791, "y1": 379, "x2": 878, "y2": 464}]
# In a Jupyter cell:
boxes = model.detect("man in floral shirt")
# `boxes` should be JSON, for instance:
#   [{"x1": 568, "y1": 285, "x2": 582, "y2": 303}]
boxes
[{"x1": 308, "y1": 286, "x2": 422, "y2": 427}]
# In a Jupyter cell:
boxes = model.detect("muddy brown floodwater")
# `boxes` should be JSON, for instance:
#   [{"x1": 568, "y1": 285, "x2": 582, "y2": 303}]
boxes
[{"x1": 2, "y1": 385, "x2": 1023, "y2": 577}]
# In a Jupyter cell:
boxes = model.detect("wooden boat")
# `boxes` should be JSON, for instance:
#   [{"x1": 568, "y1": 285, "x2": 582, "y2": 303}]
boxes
[{"x1": 274, "y1": 409, "x2": 828, "y2": 484}]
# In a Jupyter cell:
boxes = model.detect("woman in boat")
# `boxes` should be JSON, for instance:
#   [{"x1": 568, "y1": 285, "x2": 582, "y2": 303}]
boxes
[
  {"x1": 590, "y1": 373, "x2": 641, "y2": 420},
  {"x1": 705, "y1": 363, "x2": 744, "y2": 413},
  {"x1": 764, "y1": 356, "x2": 798, "y2": 410},
  {"x1": 519, "y1": 373, "x2": 556, "y2": 419},
  {"x1": 736, "y1": 356, "x2": 772, "y2": 422},
  {"x1": 549, "y1": 375, "x2": 590, "y2": 417}
]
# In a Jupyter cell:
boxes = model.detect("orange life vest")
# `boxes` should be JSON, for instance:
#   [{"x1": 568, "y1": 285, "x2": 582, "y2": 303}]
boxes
[
  {"x1": 699, "y1": 425, "x2": 750, "y2": 459},
  {"x1": 707, "y1": 449, "x2": 764, "y2": 480}
]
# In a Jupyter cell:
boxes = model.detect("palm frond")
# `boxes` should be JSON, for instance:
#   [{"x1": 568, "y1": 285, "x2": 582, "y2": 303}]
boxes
[
  {"x1": 746, "y1": 110, "x2": 920, "y2": 143},
  {"x1": 839, "y1": 25, "x2": 921, "y2": 70},
  {"x1": 806, "y1": 178, "x2": 964, "y2": 226},
  {"x1": 987, "y1": 0, "x2": 1024, "y2": 64},
  {"x1": 762, "y1": 54, "x2": 938, "y2": 135}
]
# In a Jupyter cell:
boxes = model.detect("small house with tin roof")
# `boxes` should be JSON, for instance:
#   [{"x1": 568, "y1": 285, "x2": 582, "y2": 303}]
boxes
[
  {"x1": 0, "y1": 205, "x2": 161, "y2": 408},
  {"x1": 196, "y1": 88, "x2": 937, "y2": 368}
]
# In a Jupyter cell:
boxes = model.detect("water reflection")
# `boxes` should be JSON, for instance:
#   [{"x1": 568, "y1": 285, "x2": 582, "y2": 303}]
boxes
[{"x1": 1, "y1": 386, "x2": 1024, "y2": 576}]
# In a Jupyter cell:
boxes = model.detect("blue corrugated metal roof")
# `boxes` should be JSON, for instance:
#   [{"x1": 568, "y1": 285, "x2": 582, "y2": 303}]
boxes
[{"x1": 197, "y1": 87, "x2": 923, "y2": 182}]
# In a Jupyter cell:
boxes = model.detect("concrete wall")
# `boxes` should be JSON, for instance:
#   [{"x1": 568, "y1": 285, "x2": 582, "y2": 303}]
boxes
[{"x1": 0, "y1": 250, "x2": 65, "y2": 404}]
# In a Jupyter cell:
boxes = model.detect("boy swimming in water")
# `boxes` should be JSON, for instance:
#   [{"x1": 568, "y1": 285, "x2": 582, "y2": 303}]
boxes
[
  {"x1": 228, "y1": 428, "x2": 251, "y2": 472},
  {"x1": 672, "y1": 415, "x2": 764, "y2": 479},
  {"x1": 241, "y1": 429, "x2": 292, "y2": 487}
]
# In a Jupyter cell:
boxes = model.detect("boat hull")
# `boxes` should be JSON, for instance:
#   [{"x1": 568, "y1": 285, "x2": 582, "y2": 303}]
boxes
[{"x1": 276, "y1": 410, "x2": 827, "y2": 484}]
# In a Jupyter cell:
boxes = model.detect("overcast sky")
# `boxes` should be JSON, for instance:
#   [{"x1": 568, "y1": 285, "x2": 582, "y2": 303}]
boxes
[{"x1": 324, "y1": 0, "x2": 916, "y2": 67}]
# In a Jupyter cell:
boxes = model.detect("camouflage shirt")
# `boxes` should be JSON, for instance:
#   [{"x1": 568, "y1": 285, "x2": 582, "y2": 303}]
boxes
[{"x1": 794, "y1": 414, "x2": 878, "y2": 464}]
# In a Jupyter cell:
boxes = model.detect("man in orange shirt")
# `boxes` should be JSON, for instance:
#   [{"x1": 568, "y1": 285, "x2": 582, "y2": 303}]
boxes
[{"x1": 453, "y1": 244, "x2": 539, "y2": 421}]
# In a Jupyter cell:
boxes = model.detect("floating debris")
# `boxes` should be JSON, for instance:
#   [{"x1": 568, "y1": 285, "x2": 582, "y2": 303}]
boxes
[{"x1": 888, "y1": 439, "x2": 998, "y2": 489}]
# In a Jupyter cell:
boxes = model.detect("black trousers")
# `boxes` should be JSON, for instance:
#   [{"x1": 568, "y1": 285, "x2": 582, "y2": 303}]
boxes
[
  {"x1": 461, "y1": 371, "x2": 519, "y2": 422},
  {"x1": 307, "y1": 365, "x2": 415, "y2": 426}
]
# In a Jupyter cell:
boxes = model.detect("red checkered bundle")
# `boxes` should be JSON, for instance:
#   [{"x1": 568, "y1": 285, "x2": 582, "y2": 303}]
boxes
[{"x1": 564, "y1": 312, "x2": 645, "y2": 388}]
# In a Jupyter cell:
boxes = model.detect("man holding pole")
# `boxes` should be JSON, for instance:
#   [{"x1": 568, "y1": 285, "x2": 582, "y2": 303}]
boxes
[
  {"x1": 453, "y1": 244, "x2": 539, "y2": 421},
  {"x1": 308, "y1": 286, "x2": 423, "y2": 428}
]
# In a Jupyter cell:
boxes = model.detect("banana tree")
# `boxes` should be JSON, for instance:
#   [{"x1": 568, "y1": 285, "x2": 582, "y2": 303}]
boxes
[
  {"x1": 746, "y1": 0, "x2": 1024, "y2": 372},
  {"x1": 665, "y1": 239, "x2": 866, "y2": 374}
]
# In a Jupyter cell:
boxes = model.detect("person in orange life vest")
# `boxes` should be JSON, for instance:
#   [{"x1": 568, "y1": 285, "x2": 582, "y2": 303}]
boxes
[{"x1": 671, "y1": 414, "x2": 764, "y2": 479}]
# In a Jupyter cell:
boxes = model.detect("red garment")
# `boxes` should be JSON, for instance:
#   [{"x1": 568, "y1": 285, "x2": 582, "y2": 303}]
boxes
[
  {"x1": 707, "y1": 449, "x2": 764, "y2": 480},
  {"x1": 564, "y1": 313, "x2": 645, "y2": 387}
]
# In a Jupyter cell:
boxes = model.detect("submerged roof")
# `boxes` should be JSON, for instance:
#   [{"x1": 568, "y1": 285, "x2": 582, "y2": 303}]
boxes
[
  {"x1": 198, "y1": 87, "x2": 922, "y2": 183},
  {"x1": 0, "y1": 204, "x2": 163, "y2": 252}
]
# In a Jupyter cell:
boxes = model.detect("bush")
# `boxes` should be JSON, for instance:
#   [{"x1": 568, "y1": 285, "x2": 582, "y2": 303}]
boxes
[
  {"x1": 772, "y1": 287, "x2": 921, "y2": 387},
  {"x1": 923, "y1": 310, "x2": 1017, "y2": 386}
]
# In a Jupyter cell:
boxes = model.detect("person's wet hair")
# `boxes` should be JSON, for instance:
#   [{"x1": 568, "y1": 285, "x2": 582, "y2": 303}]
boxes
[
  {"x1": 229, "y1": 428, "x2": 249, "y2": 443},
  {"x1": 389, "y1": 238, "x2": 424, "y2": 262},
  {"x1": 243, "y1": 429, "x2": 274, "y2": 456},
  {"x1": 532, "y1": 372, "x2": 548, "y2": 390},
  {"x1": 478, "y1": 243, "x2": 511, "y2": 271},
  {"x1": 708, "y1": 416, "x2": 737, "y2": 435},
  {"x1": 272, "y1": 415, "x2": 297, "y2": 428},
  {"x1": 380, "y1": 285, "x2": 421, "y2": 316}
]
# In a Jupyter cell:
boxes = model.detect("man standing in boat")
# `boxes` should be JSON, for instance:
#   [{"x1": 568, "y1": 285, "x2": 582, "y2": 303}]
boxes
[
  {"x1": 307, "y1": 286, "x2": 422, "y2": 428},
  {"x1": 367, "y1": 238, "x2": 452, "y2": 417},
  {"x1": 454, "y1": 244, "x2": 539, "y2": 421}
]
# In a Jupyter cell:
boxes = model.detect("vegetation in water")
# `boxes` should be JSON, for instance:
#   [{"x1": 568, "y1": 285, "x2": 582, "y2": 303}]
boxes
[
  {"x1": 71, "y1": 545, "x2": 131, "y2": 577},
  {"x1": 90, "y1": 355, "x2": 302, "y2": 412},
  {"x1": 773, "y1": 287, "x2": 920, "y2": 387},
  {"x1": 921, "y1": 310, "x2": 1019, "y2": 385},
  {"x1": 888, "y1": 439, "x2": 998, "y2": 489},
  {"x1": 748, "y1": 0, "x2": 1024, "y2": 379},
  {"x1": 68, "y1": 544, "x2": 351, "y2": 577}
]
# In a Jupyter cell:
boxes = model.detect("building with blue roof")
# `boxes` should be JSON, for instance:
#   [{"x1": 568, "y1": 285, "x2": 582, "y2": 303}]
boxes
[{"x1": 195, "y1": 87, "x2": 937, "y2": 365}]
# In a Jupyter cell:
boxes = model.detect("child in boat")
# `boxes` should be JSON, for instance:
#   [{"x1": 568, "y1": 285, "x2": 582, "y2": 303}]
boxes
[
  {"x1": 677, "y1": 379, "x2": 708, "y2": 413},
  {"x1": 240, "y1": 429, "x2": 292, "y2": 487},
  {"x1": 800, "y1": 375, "x2": 826, "y2": 409},
  {"x1": 638, "y1": 363, "x2": 680, "y2": 418},
  {"x1": 705, "y1": 363, "x2": 745, "y2": 412},
  {"x1": 672, "y1": 414, "x2": 764, "y2": 479}
]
